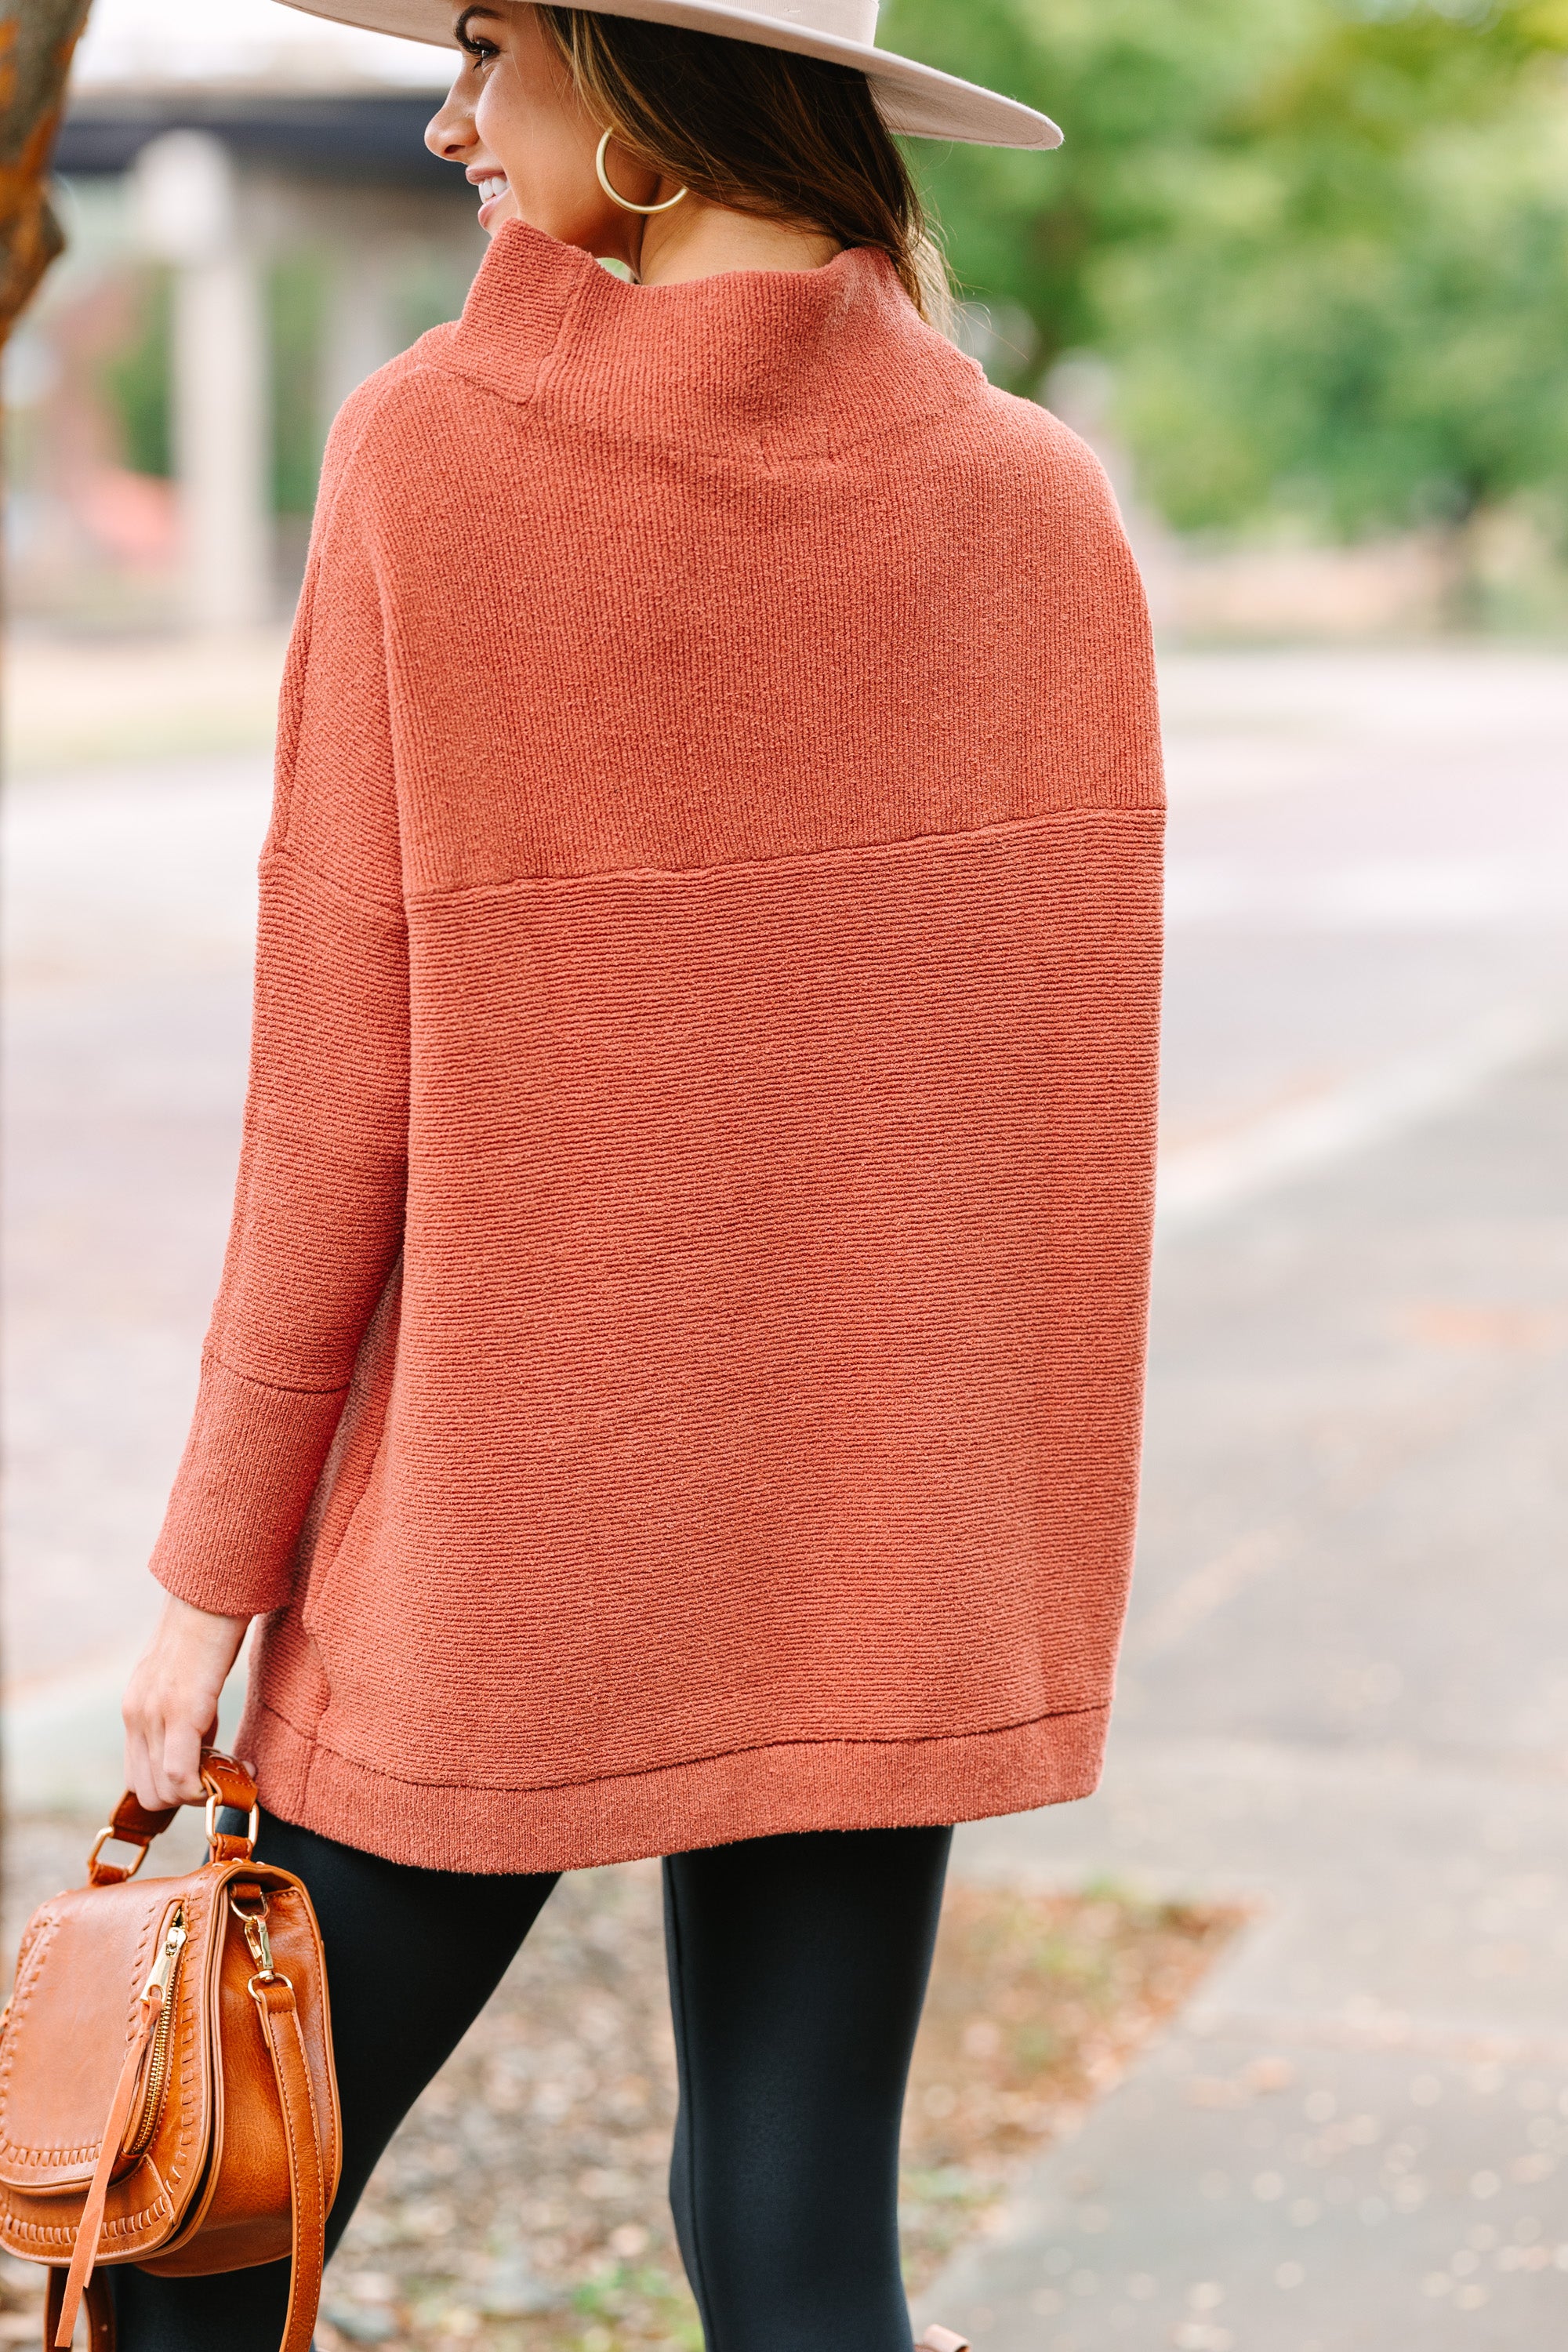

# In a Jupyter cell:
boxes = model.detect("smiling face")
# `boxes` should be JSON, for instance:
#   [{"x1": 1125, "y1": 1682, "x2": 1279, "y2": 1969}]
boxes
[{"x1": 425, "y1": 3, "x2": 668, "y2": 262}]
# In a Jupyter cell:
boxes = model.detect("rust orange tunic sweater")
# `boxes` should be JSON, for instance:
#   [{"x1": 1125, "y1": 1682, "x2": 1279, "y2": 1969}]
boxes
[{"x1": 149, "y1": 218, "x2": 1165, "y2": 1875}]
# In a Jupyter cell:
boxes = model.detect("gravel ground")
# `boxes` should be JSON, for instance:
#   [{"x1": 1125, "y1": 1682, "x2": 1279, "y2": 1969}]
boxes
[{"x1": 0, "y1": 1818, "x2": 1236, "y2": 2350}]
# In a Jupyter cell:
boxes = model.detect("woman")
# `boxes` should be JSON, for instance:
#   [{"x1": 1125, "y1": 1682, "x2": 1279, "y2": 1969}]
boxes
[{"x1": 118, "y1": 2, "x2": 1164, "y2": 2345}]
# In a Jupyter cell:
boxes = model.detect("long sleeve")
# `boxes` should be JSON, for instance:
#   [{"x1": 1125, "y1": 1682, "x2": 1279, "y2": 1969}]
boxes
[{"x1": 150, "y1": 419, "x2": 408, "y2": 1616}]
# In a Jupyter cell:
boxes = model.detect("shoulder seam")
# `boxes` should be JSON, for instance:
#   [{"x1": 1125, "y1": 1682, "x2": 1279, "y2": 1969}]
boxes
[{"x1": 407, "y1": 801, "x2": 1164, "y2": 907}]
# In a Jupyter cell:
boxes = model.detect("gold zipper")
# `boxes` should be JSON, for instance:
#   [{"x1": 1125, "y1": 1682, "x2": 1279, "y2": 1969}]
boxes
[{"x1": 121, "y1": 1905, "x2": 187, "y2": 2161}]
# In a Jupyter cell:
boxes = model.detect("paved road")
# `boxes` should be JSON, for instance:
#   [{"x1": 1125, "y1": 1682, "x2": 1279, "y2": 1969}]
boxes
[
  {"x1": 5, "y1": 645, "x2": 1568, "y2": 2343},
  {"x1": 907, "y1": 651, "x2": 1568, "y2": 2349},
  {"x1": 3, "y1": 755, "x2": 261, "y2": 1766},
  {"x1": 923, "y1": 1038, "x2": 1568, "y2": 2351}
]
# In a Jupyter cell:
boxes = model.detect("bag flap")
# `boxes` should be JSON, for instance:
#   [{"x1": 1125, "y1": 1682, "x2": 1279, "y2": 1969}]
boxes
[{"x1": 0, "y1": 1871, "x2": 219, "y2": 2194}]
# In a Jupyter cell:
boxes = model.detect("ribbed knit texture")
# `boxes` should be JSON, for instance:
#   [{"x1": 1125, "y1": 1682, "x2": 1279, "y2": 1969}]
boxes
[{"x1": 149, "y1": 218, "x2": 1165, "y2": 1874}]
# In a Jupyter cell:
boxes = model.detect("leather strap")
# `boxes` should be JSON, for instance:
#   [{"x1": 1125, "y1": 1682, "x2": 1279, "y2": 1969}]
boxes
[
  {"x1": 45, "y1": 2270, "x2": 114, "y2": 2350},
  {"x1": 202, "y1": 1755, "x2": 262, "y2": 1867},
  {"x1": 85, "y1": 1752, "x2": 259, "y2": 1886},
  {"x1": 250, "y1": 1976, "x2": 327, "y2": 2352},
  {"x1": 85, "y1": 1795, "x2": 179, "y2": 1887},
  {"x1": 105, "y1": 1792, "x2": 180, "y2": 1848},
  {"x1": 48, "y1": 1959, "x2": 325, "y2": 2352},
  {"x1": 199, "y1": 1754, "x2": 258, "y2": 1817},
  {"x1": 51, "y1": 1991, "x2": 164, "y2": 2344}
]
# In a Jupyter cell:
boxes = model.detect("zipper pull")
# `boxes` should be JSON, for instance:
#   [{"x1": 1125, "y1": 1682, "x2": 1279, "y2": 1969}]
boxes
[{"x1": 141, "y1": 1910, "x2": 187, "y2": 2005}]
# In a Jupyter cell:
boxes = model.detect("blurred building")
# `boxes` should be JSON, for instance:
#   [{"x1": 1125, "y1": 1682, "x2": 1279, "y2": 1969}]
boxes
[{"x1": 8, "y1": 0, "x2": 481, "y2": 630}]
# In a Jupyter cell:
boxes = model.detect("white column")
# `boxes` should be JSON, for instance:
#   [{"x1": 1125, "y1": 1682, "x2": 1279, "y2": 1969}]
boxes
[
  {"x1": 133, "y1": 132, "x2": 271, "y2": 631},
  {"x1": 320, "y1": 243, "x2": 401, "y2": 428}
]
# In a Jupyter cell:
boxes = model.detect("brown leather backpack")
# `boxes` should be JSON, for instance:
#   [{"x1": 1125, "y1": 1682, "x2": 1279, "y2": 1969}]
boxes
[{"x1": 0, "y1": 1753, "x2": 339, "y2": 2350}]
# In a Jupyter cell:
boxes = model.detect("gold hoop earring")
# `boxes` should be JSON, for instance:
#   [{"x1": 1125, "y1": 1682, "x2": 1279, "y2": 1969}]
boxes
[{"x1": 594, "y1": 128, "x2": 688, "y2": 216}]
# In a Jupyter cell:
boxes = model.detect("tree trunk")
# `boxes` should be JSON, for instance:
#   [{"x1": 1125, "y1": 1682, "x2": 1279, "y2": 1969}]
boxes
[{"x1": 0, "y1": 0, "x2": 93, "y2": 345}]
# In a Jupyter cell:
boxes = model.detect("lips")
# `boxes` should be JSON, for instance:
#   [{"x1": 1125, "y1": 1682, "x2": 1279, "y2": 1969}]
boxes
[{"x1": 470, "y1": 172, "x2": 511, "y2": 232}]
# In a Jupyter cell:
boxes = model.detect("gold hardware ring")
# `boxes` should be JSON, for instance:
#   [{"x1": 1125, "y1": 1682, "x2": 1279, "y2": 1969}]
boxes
[
  {"x1": 89, "y1": 1825, "x2": 150, "y2": 1879},
  {"x1": 205, "y1": 1791, "x2": 260, "y2": 1855}
]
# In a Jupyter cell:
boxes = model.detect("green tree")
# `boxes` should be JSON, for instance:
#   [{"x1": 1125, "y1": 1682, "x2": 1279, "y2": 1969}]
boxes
[
  {"x1": 887, "y1": 0, "x2": 1568, "y2": 548},
  {"x1": 100, "y1": 266, "x2": 172, "y2": 478},
  {"x1": 884, "y1": 0, "x2": 1312, "y2": 378},
  {"x1": 1102, "y1": 15, "x2": 1568, "y2": 541}
]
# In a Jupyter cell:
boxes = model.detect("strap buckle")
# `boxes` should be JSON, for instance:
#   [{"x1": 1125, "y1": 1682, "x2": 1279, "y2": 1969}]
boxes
[
  {"x1": 87, "y1": 1825, "x2": 151, "y2": 1884},
  {"x1": 206, "y1": 1789, "x2": 260, "y2": 1861}
]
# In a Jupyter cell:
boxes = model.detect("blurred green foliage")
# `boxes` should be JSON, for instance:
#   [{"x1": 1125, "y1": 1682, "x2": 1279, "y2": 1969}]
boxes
[
  {"x1": 98, "y1": 254, "x2": 328, "y2": 514},
  {"x1": 887, "y1": 0, "x2": 1568, "y2": 539},
  {"x1": 99, "y1": 266, "x2": 172, "y2": 478},
  {"x1": 96, "y1": 249, "x2": 477, "y2": 520},
  {"x1": 270, "y1": 253, "x2": 327, "y2": 517}
]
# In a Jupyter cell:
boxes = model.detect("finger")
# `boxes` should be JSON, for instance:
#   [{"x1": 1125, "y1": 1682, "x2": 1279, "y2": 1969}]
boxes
[
  {"x1": 122, "y1": 1669, "x2": 159, "y2": 1803},
  {"x1": 161, "y1": 1713, "x2": 207, "y2": 1806},
  {"x1": 125, "y1": 1723, "x2": 162, "y2": 1815}
]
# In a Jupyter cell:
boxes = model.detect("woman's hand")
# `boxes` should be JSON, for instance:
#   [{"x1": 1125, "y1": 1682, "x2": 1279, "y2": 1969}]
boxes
[{"x1": 123, "y1": 1595, "x2": 251, "y2": 1810}]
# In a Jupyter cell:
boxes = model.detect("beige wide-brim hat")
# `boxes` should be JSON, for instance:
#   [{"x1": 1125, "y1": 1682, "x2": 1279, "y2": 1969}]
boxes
[{"x1": 275, "y1": 0, "x2": 1063, "y2": 148}]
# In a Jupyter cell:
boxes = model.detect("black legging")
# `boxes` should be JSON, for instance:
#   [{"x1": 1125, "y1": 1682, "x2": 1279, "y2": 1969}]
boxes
[{"x1": 108, "y1": 1813, "x2": 953, "y2": 2352}]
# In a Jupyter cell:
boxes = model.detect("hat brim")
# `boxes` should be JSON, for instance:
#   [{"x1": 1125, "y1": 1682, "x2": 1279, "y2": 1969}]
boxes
[{"x1": 274, "y1": 0, "x2": 1062, "y2": 148}]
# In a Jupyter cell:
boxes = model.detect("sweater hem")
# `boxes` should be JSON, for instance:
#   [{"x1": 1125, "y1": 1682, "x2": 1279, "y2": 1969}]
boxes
[{"x1": 244, "y1": 1697, "x2": 1111, "y2": 1874}]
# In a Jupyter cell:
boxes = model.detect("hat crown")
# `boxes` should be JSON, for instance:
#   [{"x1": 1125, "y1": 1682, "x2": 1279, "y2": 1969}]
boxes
[
  {"x1": 747, "y1": 0, "x2": 878, "y2": 41},
  {"x1": 267, "y1": 0, "x2": 1058, "y2": 148}
]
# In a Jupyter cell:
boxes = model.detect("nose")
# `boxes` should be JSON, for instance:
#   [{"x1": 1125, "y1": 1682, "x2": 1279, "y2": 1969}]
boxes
[{"x1": 425, "y1": 78, "x2": 474, "y2": 162}]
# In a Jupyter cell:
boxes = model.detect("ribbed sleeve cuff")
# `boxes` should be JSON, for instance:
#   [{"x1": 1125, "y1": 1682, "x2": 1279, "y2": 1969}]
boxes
[{"x1": 149, "y1": 1356, "x2": 350, "y2": 1617}]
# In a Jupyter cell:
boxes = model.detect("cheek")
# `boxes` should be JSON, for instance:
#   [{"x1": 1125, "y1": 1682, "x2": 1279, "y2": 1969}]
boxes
[
  {"x1": 473, "y1": 77, "x2": 533, "y2": 191},
  {"x1": 477, "y1": 80, "x2": 572, "y2": 195},
  {"x1": 474, "y1": 78, "x2": 608, "y2": 241}
]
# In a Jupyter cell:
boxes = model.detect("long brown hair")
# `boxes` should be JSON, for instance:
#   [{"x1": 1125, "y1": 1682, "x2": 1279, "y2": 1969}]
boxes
[{"x1": 534, "y1": 5, "x2": 950, "y2": 325}]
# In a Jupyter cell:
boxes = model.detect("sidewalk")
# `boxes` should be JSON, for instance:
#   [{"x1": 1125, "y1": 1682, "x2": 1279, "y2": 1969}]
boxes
[
  {"x1": 920, "y1": 1040, "x2": 1568, "y2": 2350},
  {"x1": 2, "y1": 626, "x2": 291, "y2": 775}
]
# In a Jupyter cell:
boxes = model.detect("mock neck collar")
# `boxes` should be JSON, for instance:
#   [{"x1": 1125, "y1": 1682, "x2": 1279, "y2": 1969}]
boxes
[{"x1": 446, "y1": 216, "x2": 982, "y2": 456}]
